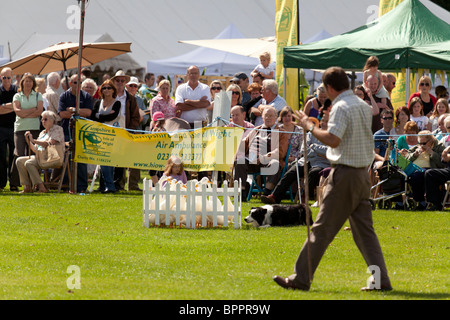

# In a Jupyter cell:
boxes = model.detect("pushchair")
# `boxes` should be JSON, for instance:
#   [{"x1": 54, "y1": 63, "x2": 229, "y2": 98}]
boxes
[{"x1": 370, "y1": 139, "x2": 423, "y2": 210}]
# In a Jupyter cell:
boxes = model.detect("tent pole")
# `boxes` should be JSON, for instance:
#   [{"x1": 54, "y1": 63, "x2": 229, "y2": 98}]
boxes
[
  {"x1": 312, "y1": 71, "x2": 316, "y2": 94},
  {"x1": 296, "y1": 0, "x2": 300, "y2": 109},
  {"x1": 283, "y1": 67, "x2": 287, "y2": 98},
  {"x1": 70, "y1": 0, "x2": 86, "y2": 194},
  {"x1": 75, "y1": 0, "x2": 86, "y2": 116}
]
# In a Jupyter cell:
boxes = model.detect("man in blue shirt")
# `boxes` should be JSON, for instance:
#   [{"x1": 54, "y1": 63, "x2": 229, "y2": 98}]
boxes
[
  {"x1": 261, "y1": 79, "x2": 287, "y2": 113},
  {"x1": 58, "y1": 74, "x2": 93, "y2": 140},
  {"x1": 373, "y1": 109, "x2": 406, "y2": 209},
  {"x1": 57, "y1": 74, "x2": 93, "y2": 193},
  {"x1": 373, "y1": 109, "x2": 395, "y2": 159}
]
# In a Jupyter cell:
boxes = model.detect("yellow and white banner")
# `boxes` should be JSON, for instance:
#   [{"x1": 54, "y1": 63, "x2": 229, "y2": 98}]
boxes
[
  {"x1": 390, "y1": 68, "x2": 419, "y2": 109},
  {"x1": 74, "y1": 119, "x2": 243, "y2": 172},
  {"x1": 379, "y1": 0, "x2": 406, "y2": 110},
  {"x1": 275, "y1": 0, "x2": 299, "y2": 109},
  {"x1": 378, "y1": 0, "x2": 404, "y2": 16}
]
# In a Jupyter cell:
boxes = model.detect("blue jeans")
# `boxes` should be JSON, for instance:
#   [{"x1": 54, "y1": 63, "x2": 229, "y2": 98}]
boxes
[{"x1": 100, "y1": 166, "x2": 115, "y2": 192}]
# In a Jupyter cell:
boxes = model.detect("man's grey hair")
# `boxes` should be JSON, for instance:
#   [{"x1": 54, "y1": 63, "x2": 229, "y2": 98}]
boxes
[
  {"x1": 47, "y1": 72, "x2": 61, "y2": 88},
  {"x1": 262, "y1": 79, "x2": 278, "y2": 95}
]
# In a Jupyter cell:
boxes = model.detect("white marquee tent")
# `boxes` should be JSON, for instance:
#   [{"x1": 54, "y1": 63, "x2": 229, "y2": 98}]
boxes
[
  {"x1": 0, "y1": 0, "x2": 275, "y2": 74},
  {"x1": 1, "y1": 0, "x2": 449, "y2": 78},
  {"x1": 147, "y1": 24, "x2": 261, "y2": 77}
]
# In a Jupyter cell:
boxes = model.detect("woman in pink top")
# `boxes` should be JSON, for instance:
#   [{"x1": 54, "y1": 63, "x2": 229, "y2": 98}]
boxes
[{"x1": 149, "y1": 79, "x2": 177, "y2": 121}]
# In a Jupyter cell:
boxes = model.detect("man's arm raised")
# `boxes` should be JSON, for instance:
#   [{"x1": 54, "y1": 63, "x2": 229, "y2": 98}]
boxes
[{"x1": 293, "y1": 110, "x2": 341, "y2": 148}]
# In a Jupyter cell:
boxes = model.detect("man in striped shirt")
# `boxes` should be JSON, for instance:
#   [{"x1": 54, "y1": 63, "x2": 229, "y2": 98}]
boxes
[{"x1": 273, "y1": 67, "x2": 392, "y2": 292}]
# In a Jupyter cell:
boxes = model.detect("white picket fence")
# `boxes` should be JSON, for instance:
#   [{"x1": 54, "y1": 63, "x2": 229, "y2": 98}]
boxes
[{"x1": 142, "y1": 178, "x2": 242, "y2": 229}]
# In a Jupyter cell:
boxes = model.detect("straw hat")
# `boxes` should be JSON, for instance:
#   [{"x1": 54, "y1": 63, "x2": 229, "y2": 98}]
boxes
[{"x1": 111, "y1": 70, "x2": 130, "y2": 82}]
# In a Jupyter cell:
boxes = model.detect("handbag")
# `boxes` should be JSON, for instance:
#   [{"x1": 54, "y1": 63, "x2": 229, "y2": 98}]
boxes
[
  {"x1": 36, "y1": 144, "x2": 64, "y2": 169},
  {"x1": 26, "y1": 134, "x2": 64, "y2": 169}
]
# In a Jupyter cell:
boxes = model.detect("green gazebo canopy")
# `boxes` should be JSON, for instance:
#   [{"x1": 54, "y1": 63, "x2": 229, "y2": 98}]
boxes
[{"x1": 283, "y1": 0, "x2": 450, "y2": 71}]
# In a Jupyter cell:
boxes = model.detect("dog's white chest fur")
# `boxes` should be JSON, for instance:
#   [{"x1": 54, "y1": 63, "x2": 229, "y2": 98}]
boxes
[{"x1": 261, "y1": 205, "x2": 273, "y2": 225}]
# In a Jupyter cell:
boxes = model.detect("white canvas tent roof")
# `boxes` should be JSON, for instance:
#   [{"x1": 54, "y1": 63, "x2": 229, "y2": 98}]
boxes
[
  {"x1": 179, "y1": 36, "x2": 276, "y2": 60},
  {"x1": 148, "y1": 24, "x2": 261, "y2": 76},
  {"x1": 1, "y1": 0, "x2": 449, "y2": 77},
  {"x1": 0, "y1": 0, "x2": 275, "y2": 73}
]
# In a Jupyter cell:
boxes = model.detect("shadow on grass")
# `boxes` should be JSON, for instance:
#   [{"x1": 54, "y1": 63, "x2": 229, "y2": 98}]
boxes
[
  {"x1": 315, "y1": 288, "x2": 450, "y2": 300},
  {"x1": 384, "y1": 290, "x2": 450, "y2": 300}
]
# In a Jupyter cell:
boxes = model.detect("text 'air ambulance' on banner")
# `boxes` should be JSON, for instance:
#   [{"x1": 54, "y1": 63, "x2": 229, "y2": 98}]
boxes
[{"x1": 74, "y1": 119, "x2": 244, "y2": 172}]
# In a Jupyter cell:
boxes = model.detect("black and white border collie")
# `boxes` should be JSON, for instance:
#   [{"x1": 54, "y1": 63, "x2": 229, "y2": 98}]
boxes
[{"x1": 244, "y1": 204, "x2": 313, "y2": 227}]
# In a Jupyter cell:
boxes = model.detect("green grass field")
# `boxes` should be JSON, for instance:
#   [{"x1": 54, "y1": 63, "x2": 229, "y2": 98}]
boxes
[{"x1": 0, "y1": 182, "x2": 448, "y2": 300}]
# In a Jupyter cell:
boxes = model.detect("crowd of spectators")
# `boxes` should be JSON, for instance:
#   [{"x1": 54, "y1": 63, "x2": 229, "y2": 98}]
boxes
[{"x1": 1, "y1": 55, "x2": 450, "y2": 210}]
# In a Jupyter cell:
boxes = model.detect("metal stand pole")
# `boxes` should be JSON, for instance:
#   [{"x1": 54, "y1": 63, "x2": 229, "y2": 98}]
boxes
[
  {"x1": 295, "y1": 159, "x2": 302, "y2": 204},
  {"x1": 302, "y1": 131, "x2": 312, "y2": 285},
  {"x1": 70, "y1": 0, "x2": 86, "y2": 193}
]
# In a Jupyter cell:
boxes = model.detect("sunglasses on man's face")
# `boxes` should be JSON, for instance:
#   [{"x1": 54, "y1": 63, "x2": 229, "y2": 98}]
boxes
[
  {"x1": 382, "y1": 117, "x2": 393, "y2": 120},
  {"x1": 419, "y1": 82, "x2": 430, "y2": 87},
  {"x1": 2, "y1": 76, "x2": 11, "y2": 80}
]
